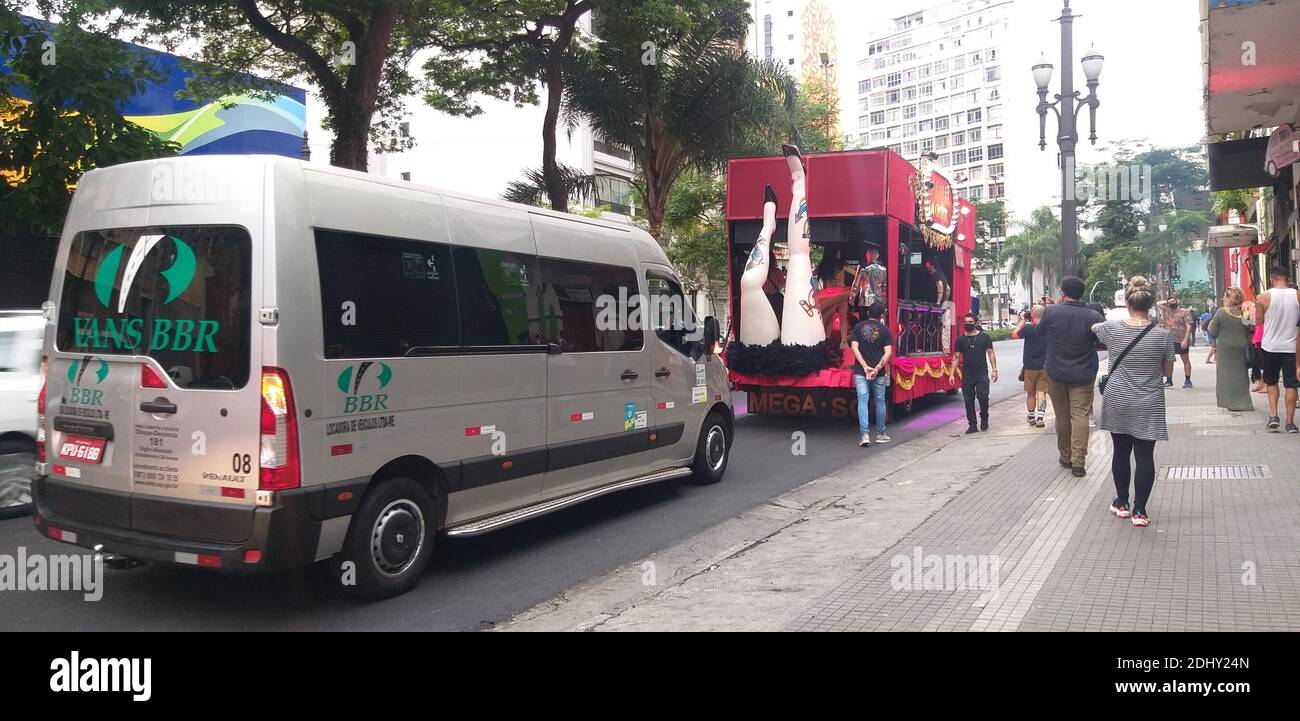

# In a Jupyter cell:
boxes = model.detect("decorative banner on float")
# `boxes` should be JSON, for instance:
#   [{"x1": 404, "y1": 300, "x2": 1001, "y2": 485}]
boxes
[{"x1": 927, "y1": 169, "x2": 956, "y2": 236}]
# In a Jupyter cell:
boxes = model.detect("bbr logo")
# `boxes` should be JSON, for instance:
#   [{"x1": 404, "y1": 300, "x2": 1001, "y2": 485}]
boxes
[{"x1": 337, "y1": 361, "x2": 393, "y2": 414}]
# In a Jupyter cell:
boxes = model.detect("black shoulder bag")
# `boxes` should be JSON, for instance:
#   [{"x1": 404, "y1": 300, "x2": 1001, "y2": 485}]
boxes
[{"x1": 1098, "y1": 323, "x2": 1155, "y2": 395}]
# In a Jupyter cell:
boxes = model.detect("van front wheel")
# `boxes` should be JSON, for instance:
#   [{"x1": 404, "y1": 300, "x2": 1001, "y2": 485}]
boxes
[
  {"x1": 332, "y1": 477, "x2": 436, "y2": 599},
  {"x1": 690, "y1": 412, "x2": 730, "y2": 485}
]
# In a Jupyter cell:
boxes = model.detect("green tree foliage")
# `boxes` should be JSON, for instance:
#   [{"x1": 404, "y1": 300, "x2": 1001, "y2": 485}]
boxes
[
  {"x1": 662, "y1": 169, "x2": 726, "y2": 301},
  {"x1": 1003, "y1": 206, "x2": 1061, "y2": 294},
  {"x1": 562, "y1": 0, "x2": 791, "y2": 241},
  {"x1": 423, "y1": 1, "x2": 590, "y2": 211},
  {"x1": 971, "y1": 199, "x2": 1006, "y2": 269},
  {"x1": 0, "y1": 4, "x2": 179, "y2": 234},
  {"x1": 114, "y1": 0, "x2": 552, "y2": 172}
]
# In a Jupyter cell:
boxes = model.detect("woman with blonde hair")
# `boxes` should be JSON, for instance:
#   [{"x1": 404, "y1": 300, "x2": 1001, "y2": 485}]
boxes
[
  {"x1": 1092, "y1": 277, "x2": 1175, "y2": 528},
  {"x1": 1208, "y1": 287, "x2": 1254, "y2": 411}
]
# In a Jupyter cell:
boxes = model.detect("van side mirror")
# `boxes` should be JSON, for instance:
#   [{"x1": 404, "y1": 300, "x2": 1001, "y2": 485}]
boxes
[{"x1": 702, "y1": 316, "x2": 720, "y2": 354}]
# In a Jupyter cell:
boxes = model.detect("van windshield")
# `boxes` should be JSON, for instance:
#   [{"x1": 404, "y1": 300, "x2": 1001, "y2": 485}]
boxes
[{"x1": 56, "y1": 226, "x2": 251, "y2": 390}]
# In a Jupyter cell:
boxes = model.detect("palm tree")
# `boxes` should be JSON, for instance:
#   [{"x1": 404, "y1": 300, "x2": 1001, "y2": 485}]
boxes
[
  {"x1": 1002, "y1": 206, "x2": 1062, "y2": 297},
  {"x1": 561, "y1": 2, "x2": 792, "y2": 241}
]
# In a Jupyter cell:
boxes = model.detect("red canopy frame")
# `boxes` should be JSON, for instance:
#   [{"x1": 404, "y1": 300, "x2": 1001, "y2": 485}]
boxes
[{"x1": 724, "y1": 149, "x2": 977, "y2": 417}]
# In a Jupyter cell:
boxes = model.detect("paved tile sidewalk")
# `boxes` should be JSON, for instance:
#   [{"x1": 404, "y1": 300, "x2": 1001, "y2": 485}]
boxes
[{"x1": 788, "y1": 350, "x2": 1300, "y2": 631}]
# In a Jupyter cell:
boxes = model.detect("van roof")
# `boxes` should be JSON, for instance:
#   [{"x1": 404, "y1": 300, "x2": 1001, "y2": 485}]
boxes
[{"x1": 79, "y1": 155, "x2": 669, "y2": 265}]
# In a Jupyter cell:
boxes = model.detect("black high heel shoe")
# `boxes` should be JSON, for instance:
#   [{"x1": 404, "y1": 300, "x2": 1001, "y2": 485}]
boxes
[
  {"x1": 764, "y1": 184, "x2": 777, "y2": 205},
  {"x1": 781, "y1": 143, "x2": 801, "y2": 159}
]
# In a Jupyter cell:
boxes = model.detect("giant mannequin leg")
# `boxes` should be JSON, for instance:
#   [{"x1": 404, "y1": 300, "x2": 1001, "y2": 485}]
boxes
[
  {"x1": 738, "y1": 185, "x2": 781, "y2": 345},
  {"x1": 779, "y1": 144, "x2": 826, "y2": 346}
]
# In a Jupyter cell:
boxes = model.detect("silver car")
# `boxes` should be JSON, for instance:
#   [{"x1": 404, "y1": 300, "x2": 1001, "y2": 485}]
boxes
[
  {"x1": 0, "y1": 311, "x2": 44, "y2": 516},
  {"x1": 34, "y1": 155, "x2": 733, "y2": 598}
]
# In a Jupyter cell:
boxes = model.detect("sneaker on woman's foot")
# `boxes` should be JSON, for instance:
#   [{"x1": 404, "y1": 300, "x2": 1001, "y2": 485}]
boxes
[
  {"x1": 1027, "y1": 414, "x2": 1036, "y2": 426},
  {"x1": 1287, "y1": 423, "x2": 1299, "y2": 434},
  {"x1": 859, "y1": 433, "x2": 871, "y2": 447},
  {"x1": 1035, "y1": 413, "x2": 1046, "y2": 428},
  {"x1": 875, "y1": 434, "x2": 891, "y2": 443},
  {"x1": 1109, "y1": 500, "x2": 1131, "y2": 518},
  {"x1": 1131, "y1": 511, "x2": 1149, "y2": 528},
  {"x1": 1266, "y1": 416, "x2": 1281, "y2": 431}
]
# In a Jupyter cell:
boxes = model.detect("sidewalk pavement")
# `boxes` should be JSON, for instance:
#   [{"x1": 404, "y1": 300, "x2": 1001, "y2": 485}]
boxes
[{"x1": 499, "y1": 347, "x2": 1300, "y2": 631}]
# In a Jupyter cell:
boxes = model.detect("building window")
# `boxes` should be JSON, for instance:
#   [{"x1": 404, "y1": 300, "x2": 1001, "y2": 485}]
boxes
[
  {"x1": 937, "y1": 152, "x2": 951, "y2": 166},
  {"x1": 919, "y1": 119, "x2": 933, "y2": 133},
  {"x1": 921, "y1": 138, "x2": 934, "y2": 154},
  {"x1": 903, "y1": 141, "x2": 919, "y2": 156},
  {"x1": 968, "y1": 147, "x2": 983, "y2": 162},
  {"x1": 967, "y1": 108, "x2": 983, "y2": 124},
  {"x1": 887, "y1": 72, "x2": 902, "y2": 87},
  {"x1": 400, "y1": 171, "x2": 411, "y2": 181},
  {"x1": 988, "y1": 124, "x2": 1002, "y2": 140},
  {"x1": 886, "y1": 90, "x2": 900, "y2": 104},
  {"x1": 903, "y1": 104, "x2": 917, "y2": 119},
  {"x1": 920, "y1": 82, "x2": 933, "y2": 97},
  {"x1": 399, "y1": 122, "x2": 410, "y2": 138},
  {"x1": 952, "y1": 131, "x2": 966, "y2": 146},
  {"x1": 950, "y1": 75, "x2": 964, "y2": 90},
  {"x1": 919, "y1": 100, "x2": 933, "y2": 116},
  {"x1": 903, "y1": 86, "x2": 918, "y2": 101},
  {"x1": 968, "y1": 166, "x2": 983, "y2": 181},
  {"x1": 902, "y1": 122, "x2": 918, "y2": 137},
  {"x1": 987, "y1": 143, "x2": 1004, "y2": 160},
  {"x1": 989, "y1": 183, "x2": 1005, "y2": 199},
  {"x1": 858, "y1": 80, "x2": 870, "y2": 95},
  {"x1": 966, "y1": 185, "x2": 984, "y2": 201},
  {"x1": 887, "y1": 125, "x2": 901, "y2": 139},
  {"x1": 988, "y1": 105, "x2": 1002, "y2": 122},
  {"x1": 871, "y1": 110, "x2": 885, "y2": 125},
  {"x1": 952, "y1": 150, "x2": 967, "y2": 165},
  {"x1": 989, "y1": 163, "x2": 1004, "y2": 177},
  {"x1": 967, "y1": 127, "x2": 982, "y2": 143},
  {"x1": 934, "y1": 134, "x2": 949, "y2": 150},
  {"x1": 886, "y1": 108, "x2": 900, "y2": 122},
  {"x1": 935, "y1": 116, "x2": 950, "y2": 131},
  {"x1": 984, "y1": 66, "x2": 1001, "y2": 82}
]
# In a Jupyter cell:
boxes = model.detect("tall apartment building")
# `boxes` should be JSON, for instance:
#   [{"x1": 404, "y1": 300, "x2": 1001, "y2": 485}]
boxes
[
  {"x1": 854, "y1": 0, "x2": 1024, "y2": 321},
  {"x1": 748, "y1": 0, "x2": 840, "y2": 138}
]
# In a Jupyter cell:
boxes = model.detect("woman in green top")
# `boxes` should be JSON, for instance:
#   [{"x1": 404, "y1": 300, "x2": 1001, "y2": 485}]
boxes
[{"x1": 1208, "y1": 287, "x2": 1254, "y2": 412}]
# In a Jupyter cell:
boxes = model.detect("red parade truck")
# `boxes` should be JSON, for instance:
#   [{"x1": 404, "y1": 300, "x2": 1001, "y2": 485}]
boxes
[{"x1": 724, "y1": 149, "x2": 976, "y2": 420}]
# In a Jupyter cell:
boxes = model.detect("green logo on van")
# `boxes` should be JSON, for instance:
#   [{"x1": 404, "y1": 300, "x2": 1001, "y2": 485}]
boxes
[
  {"x1": 67, "y1": 356, "x2": 108, "y2": 406},
  {"x1": 74, "y1": 234, "x2": 218, "y2": 355},
  {"x1": 93, "y1": 235, "x2": 197, "y2": 309},
  {"x1": 337, "y1": 362, "x2": 392, "y2": 414}
]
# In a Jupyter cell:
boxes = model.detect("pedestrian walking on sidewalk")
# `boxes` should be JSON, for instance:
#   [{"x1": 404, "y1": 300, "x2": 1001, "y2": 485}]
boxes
[
  {"x1": 850, "y1": 302, "x2": 894, "y2": 447},
  {"x1": 1038, "y1": 276, "x2": 1104, "y2": 477},
  {"x1": 1156, "y1": 297, "x2": 1194, "y2": 388},
  {"x1": 1254, "y1": 267, "x2": 1300, "y2": 433},
  {"x1": 1013, "y1": 305, "x2": 1048, "y2": 427},
  {"x1": 1207, "y1": 287, "x2": 1254, "y2": 412},
  {"x1": 1092, "y1": 277, "x2": 1175, "y2": 528},
  {"x1": 956, "y1": 313, "x2": 997, "y2": 434}
]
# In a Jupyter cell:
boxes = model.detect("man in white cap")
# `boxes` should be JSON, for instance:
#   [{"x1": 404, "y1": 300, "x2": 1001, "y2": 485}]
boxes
[{"x1": 1105, "y1": 287, "x2": 1129, "y2": 322}]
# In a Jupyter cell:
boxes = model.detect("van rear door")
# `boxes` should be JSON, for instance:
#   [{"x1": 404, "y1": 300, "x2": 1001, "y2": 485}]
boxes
[{"x1": 50, "y1": 226, "x2": 260, "y2": 542}]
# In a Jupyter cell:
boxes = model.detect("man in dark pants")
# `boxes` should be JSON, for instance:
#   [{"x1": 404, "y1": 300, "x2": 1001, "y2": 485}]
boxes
[
  {"x1": 1038, "y1": 276, "x2": 1105, "y2": 477},
  {"x1": 955, "y1": 313, "x2": 998, "y2": 433}
]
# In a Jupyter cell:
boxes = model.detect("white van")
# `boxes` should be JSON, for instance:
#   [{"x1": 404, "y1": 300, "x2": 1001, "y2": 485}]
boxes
[
  {"x1": 0, "y1": 310, "x2": 44, "y2": 516},
  {"x1": 35, "y1": 155, "x2": 733, "y2": 598}
]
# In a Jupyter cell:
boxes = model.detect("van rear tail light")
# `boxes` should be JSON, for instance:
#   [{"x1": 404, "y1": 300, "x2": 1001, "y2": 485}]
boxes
[
  {"x1": 141, "y1": 364, "x2": 168, "y2": 388},
  {"x1": 259, "y1": 367, "x2": 300, "y2": 491},
  {"x1": 36, "y1": 355, "x2": 47, "y2": 462}
]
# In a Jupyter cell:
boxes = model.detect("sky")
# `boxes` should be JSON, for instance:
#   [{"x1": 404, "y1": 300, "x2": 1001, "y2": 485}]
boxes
[{"x1": 833, "y1": 0, "x2": 1208, "y2": 222}]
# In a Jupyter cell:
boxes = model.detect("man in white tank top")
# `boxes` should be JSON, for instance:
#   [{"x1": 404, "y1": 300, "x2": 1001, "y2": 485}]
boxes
[{"x1": 1254, "y1": 267, "x2": 1300, "y2": 432}]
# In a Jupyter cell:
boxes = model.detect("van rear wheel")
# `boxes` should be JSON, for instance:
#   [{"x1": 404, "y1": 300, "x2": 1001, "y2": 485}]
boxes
[
  {"x1": 332, "y1": 477, "x2": 436, "y2": 600},
  {"x1": 690, "y1": 412, "x2": 730, "y2": 485}
]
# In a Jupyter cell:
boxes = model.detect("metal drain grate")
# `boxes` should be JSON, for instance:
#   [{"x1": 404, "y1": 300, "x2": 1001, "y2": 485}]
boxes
[{"x1": 1163, "y1": 465, "x2": 1269, "y2": 480}]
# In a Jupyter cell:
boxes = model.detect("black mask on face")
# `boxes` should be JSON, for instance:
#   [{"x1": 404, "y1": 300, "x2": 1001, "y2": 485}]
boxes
[{"x1": 964, "y1": 322, "x2": 977, "y2": 332}]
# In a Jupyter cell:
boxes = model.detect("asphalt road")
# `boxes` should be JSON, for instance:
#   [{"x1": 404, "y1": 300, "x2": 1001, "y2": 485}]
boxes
[{"x1": 0, "y1": 343, "x2": 1027, "y2": 631}]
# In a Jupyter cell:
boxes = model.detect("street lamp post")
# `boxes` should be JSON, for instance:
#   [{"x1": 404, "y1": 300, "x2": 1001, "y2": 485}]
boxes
[
  {"x1": 819, "y1": 52, "x2": 835, "y2": 144},
  {"x1": 1032, "y1": 0, "x2": 1103, "y2": 281}
]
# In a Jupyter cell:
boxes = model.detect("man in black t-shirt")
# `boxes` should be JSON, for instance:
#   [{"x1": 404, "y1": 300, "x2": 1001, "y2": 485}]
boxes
[
  {"x1": 1013, "y1": 305, "x2": 1048, "y2": 427},
  {"x1": 955, "y1": 313, "x2": 998, "y2": 433},
  {"x1": 850, "y1": 303, "x2": 895, "y2": 447}
]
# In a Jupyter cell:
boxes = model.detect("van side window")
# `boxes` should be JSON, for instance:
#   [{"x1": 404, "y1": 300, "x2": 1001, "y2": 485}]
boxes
[
  {"x1": 453, "y1": 247, "x2": 542, "y2": 346},
  {"x1": 646, "y1": 271, "x2": 699, "y2": 357},
  {"x1": 537, "y1": 258, "x2": 643, "y2": 352},
  {"x1": 316, "y1": 230, "x2": 459, "y2": 358}
]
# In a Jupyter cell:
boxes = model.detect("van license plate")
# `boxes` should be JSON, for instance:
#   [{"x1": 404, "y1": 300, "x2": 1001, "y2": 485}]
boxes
[{"x1": 58, "y1": 435, "x2": 106, "y2": 464}]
